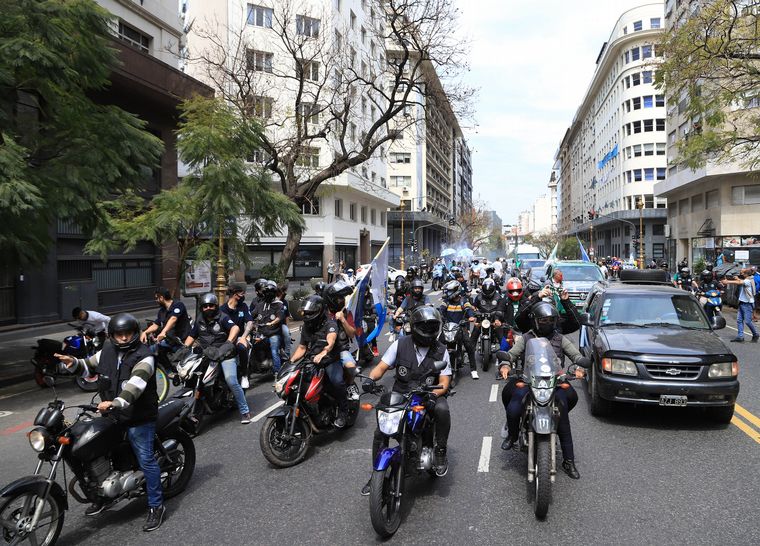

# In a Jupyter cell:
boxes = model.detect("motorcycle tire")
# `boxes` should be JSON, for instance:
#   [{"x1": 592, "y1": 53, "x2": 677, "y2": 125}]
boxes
[
  {"x1": 156, "y1": 365, "x2": 170, "y2": 403},
  {"x1": 369, "y1": 463, "x2": 404, "y2": 538},
  {"x1": 534, "y1": 436, "x2": 551, "y2": 519},
  {"x1": 481, "y1": 339, "x2": 492, "y2": 371},
  {"x1": 0, "y1": 489, "x2": 65, "y2": 546},
  {"x1": 75, "y1": 373, "x2": 99, "y2": 392},
  {"x1": 259, "y1": 415, "x2": 311, "y2": 468},
  {"x1": 159, "y1": 429, "x2": 196, "y2": 499}
]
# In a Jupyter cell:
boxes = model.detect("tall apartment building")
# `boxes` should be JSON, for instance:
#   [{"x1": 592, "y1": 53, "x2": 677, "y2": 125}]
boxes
[
  {"x1": 555, "y1": 3, "x2": 668, "y2": 263},
  {"x1": 547, "y1": 171, "x2": 558, "y2": 232},
  {"x1": 531, "y1": 194, "x2": 553, "y2": 235},
  {"x1": 183, "y1": 0, "x2": 397, "y2": 278},
  {"x1": 386, "y1": 62, "x2": 466, "y2": 266},
  {"x1": 2, "y1": 0, "x2": 210, "y2": 325},
  {"x1": 654, "y1": 0, "x2": 760, "y2": 267}
]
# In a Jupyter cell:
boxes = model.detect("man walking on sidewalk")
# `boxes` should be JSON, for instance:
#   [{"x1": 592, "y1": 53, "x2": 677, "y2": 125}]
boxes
[{"x1": 724, "y1": 268, "x2": 759, "y2": 342}]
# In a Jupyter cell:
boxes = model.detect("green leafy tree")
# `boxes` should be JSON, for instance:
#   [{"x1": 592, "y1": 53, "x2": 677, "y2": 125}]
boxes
[
  {"x1": 0, "y1": 0, "x2": 163, "y2": 266},
  {"x1": 524, "y1": 231, "x2": 560, "y2": 259},
  {"x1": 657, "y1": 1, "x2": 760, "y2": 169},
  {"x1": 557, "y1": 238, "x2": 581, "y2": 260},
  {"x1": 87, "y1": 96, "x2": 303, "y2": 292}
]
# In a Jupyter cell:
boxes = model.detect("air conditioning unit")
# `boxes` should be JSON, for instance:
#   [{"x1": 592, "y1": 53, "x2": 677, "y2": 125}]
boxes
[{"x1": 664, "y1": 224, "x2": 671, "y2": 237}]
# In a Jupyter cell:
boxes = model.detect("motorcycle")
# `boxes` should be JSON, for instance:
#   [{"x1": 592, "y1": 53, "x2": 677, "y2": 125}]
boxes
[
  {"x1": 259, "y1": 357, "x2": 361, "y2": 467},
  {"x1": 0, "y1": 377, "x2": 194, "y2": 545},
  {"x1": 247, "y1": 323, "x2": 275, "y2": 375},
  {"x1": 363, "y1": 360, "x2": 449, "y2": 538},
  {"x1": 388, "y1": 313, "x2": 409, "y2": 344},
  {"x1": 495, "y1": 339, "x2": 587, "y2": 519},
  {"x1": 475, "y1": 312, "x2": 501, "y2": 371},
  {"x1": 170, "y1": 346, "x2": 237, "y2": 435},
  {"x1": 30, "y1": 324, "x2": 101, "y2": 392},
  {"x1": 143, "y1": 325, "x2": 180, "y2": 403},
  {"x1": 701, "y1": 288, "x2": 723, "y2": 320},
  {"x1": 441, "y1": 320, "x2": 467, "y2": 383}
]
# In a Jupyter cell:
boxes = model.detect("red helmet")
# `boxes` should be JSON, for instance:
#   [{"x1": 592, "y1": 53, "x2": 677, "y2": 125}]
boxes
[{"x1": 506, "y1": 277, "x2": 523, "y2": 301}]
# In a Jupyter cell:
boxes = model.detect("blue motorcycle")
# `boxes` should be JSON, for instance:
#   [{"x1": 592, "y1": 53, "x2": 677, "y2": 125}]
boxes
[
  {"x1": 702, "y1": 288, "x2": 723, "y2": 320},
  {"x1": 31, "y1": 324, "x2": 101, "y2": 391},
  {"x1": 365, "y1": 361, "x2": 448, "y2": 537}
]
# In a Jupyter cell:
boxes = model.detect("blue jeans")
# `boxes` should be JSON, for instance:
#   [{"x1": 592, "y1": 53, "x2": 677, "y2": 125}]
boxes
[
  {"x1": 220, "y1": 358, "x2": 249, "y2": 415},
  {"x1": 324, "y1": 360, "x2": 347, "y2": 412},
  {"x1": 268, "y1": 335, "x2": 282, "y2": 373},
  {"x1": 127, "y1": 422, "x2": 163, "y2": 508},
  {"x1": 737, "y1": 302, "x2": 758, "y2": 339},
  {"x1": 340, "y1": 350, "x2": 356, "y2": 367},
  {"x1": 281, "y1": 324, "x2": 292, "y2": 357}
]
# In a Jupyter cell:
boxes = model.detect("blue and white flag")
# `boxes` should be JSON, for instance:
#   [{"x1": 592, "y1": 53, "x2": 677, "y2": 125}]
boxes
[
  {"x1": 345, "y1": 238, "x2": 389, "y2": 347},
  {"x1": 576, "y1": 235, "x2": 591, "y2": 262}
]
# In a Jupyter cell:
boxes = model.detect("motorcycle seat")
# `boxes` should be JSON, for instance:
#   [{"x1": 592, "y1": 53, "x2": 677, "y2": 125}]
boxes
[{"x1": 156, "y1": 398, "x2": 185, "y2": 431}]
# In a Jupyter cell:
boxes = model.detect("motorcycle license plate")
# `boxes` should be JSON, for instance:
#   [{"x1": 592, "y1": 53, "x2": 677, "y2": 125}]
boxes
[{"x1": 659, "y1": 395, "x2": 687, "y2": 407}]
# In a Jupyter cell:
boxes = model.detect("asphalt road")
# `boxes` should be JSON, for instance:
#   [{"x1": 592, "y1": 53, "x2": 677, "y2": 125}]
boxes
[{"x1": 0, "y1": 287, "x2": 758, "y2": 545}]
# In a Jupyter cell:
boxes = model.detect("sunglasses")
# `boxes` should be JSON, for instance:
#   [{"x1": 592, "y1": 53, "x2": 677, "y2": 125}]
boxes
[{"x1": 201, "y1": 304, "x2": 216, "y2": 310}]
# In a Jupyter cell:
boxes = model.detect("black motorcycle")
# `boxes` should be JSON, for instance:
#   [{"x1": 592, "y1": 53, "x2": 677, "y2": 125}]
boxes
[
  {"x1": 440, "y1": 320, "x2": 468, "y2": 383},
  {"x1": 0, "y1": 378, "x2": 194, "y2": 545},
  {"x1": 30, "y1": 324, "x2": 101, "y2": 392},
  {"x1": 247, "y1": 323, "x2": 274, "y2": 375},
  {"x1": 475, "y1": 311, "x2": 500, "y2": 371}
]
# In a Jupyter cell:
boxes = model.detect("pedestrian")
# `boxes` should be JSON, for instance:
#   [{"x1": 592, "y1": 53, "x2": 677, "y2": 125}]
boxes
[
  {"x1": 724, "y1": 268, "x2": 759, "y2": 342},
  {"x1": 327, "y1": 259, "x2": 336, "y2": 283},
  {"x1": 338, "y1": 260, "x2": 346, "y2": 278},
  {"x1": 71, "y1": 307, "x2": 110, "y2": 344}
]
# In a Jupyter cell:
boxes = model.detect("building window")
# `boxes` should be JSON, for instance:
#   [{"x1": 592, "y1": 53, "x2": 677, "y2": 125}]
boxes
[
  {"x1": 361, "y1": 205, "x2": 367, "y2": 223},
  {"x1": 642, "y1": 45, "x2": 652, "y2": 59},
  {"x1": 245, "y1": 95, "x2": 273, "y2": 119},
  {"x1": 678, "y1": 198, "x2": 688, "y2": 215},
  {"x1": 391, "y1": 152, "x2": 411, "y2": 163},
  {"x1": 633, "y1": 144, "x2": 642, "y2": 157},
  {"x1": 633, "y1": 120, "x2": 642, "y2": 133},
  {"x1": 247, "y1": 49, "x2": 273, "y2": 73},
  {"x1": 668, "y1": 130, "x2": 677, "y2": 145},
  {"x1": 631, "y1": 47, "x2": 640, "y2": 61},
  {"x1": 691, "y1": 193, "x2": 704, "y2": 212},
  {"x1": 371, "y1": 171, "x2": 376, "y2": 184},
  {"x1": 349, "y1": 202, "x2": 357, "y2": 221},
  {"x1": 624, "y1": 51, "x2": 630, "y2": 63},
  {"x1": 380, "y1": 177, "x2": 386, "y2": 187},
  {"x1": 361, "y1": 26, "x2": 366, "y2": 44},
  {"x1": 361, "y1": 166, "x2": 368, "y2": 178},
  {"x1": 296, "y1": 146, "x2": 320, "y2": 167},
  {"x1": 632, "y1": 73, "x2": 641, "y2": 86},
  {"x1": 391, "y1": 176, "x2": 411, "y2": 187},
  {"x1": 247, "y1": 4, "x2": 273, "y2": 28},
  {"x1": 633, "y1": 97, "x2": 641, "y2": 110},
  {"x1": 644, "y1": 119, "x2": 654, "y2": 132},
  {"x1": 644, "y1": 143, "x2": 654, "y2": 156},
  {"x1": 633, "y1": 169, "x2": 642, "y2": 181},
  {"x1": 380, "y1": 211, "x2": 386, "y2": 227},
  {"x1": 297, "y1": 102, "x2": 319, "y2": 125},
  {"x1": 643, "y1": 95, "x2": 654, "y2": 108},
  {"x1": 350, "y1": 10, "x2": 356, "y2": 29},
  {"x1": 298, "y1": 60, "x2": 320, "y2": 81},
  {"x1": 706, "y1": 189, "x2": 720, "y2": 208},
  {"x1": 644, "y1": 168, "x2": 655, "y2": 181},
  {"x1": 657, "y1": 168, "x2": 666, "y2": 180},
  {"x1": 296, "y1": 15, "x2": 320, "y2": 37},
  {"x1": 117, "y1": 21, "x2": 151, "y2": 54},
  {"x1": 302, "y1": 198, "x2": 320, "y2": 215},
  {"x1": 642, "y1": 71, "x2": 653, "y2": 84},
  {"x1": 370, "y1": 208, "x2": 376, "y2": 224},
  {"x1": 653, "y1": 224, "x2": 665, "y2": 236},
  {"x1": 624, "y1": 76, "x2": 631, "y2": 88},
  {"x1": 334, "y1": 198, "x2": 343, "y2": 218},
  {"x1": 731, "y1": 184, "x2": 760, "y2": 205},
  {"x1": 650, "y1": 17, "x2": 661, "y2": 29},
  {"x1": 655, "y1": 94, "x2": 665, "y2": 107},
  {"x1": 656, "y1": 118, "x2": 665, "y2": 131},
  {"x1": 656, "y1": 143, "x2": 666, "y2": 155},
  {"x1": 93, "y1": 260, "x2": 154, "y2": 290},
  {"x1": 633, "y1": 20, "x2": 643, "y2": 31}
]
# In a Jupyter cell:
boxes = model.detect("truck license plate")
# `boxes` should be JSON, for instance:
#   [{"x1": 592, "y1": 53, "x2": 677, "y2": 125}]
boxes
[{"x1": 659, "y1": 395, "x2": 687, "y2": 407}]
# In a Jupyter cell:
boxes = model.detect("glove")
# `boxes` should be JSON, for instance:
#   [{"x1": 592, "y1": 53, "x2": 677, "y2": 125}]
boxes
[
  {"x1": 218, "y1": 341, "x2": 235, "y2": 360},
  {"x1": 362, "y1": 379, "x2": 375, "y2": 394},
  {"x1": 576, "y1": 356, "x2": 591, "y2": 369},
  {"x1": 168, "y1": 346, "x2": 190, "y2": 364},
  {"x1": 203, "y1": 346, "x2": 220, "y2": 361},
  {"x1": 426, "y1": 395, "x2": 438, "y2": 413}
]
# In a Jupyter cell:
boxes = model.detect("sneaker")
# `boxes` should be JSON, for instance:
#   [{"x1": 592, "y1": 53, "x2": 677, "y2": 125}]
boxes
[
  {"x1": 562, "y1": 459, "x2": 580, "y2": 480},
  {"x1": 372, "y1": 346, "x2": 379, "y2": 357},
  {"x1": 501, "y1": 437, "x2": 517, "y2": 451},
  {"x1": 143, "y1": 505, "x2": 166, "y2": 532},
  {"x1": 240, "y1": 413, "x2": 252, "y2": 425},
  {"x1": 361, "y1": 479, "x2": 372, "y2": 496},
  {"x1": 499, "y1": 422, "x2": 509, "y2": 439},
  {"x1": 240, "y1": 376, "x2": 250, "y2": 389},
  {"x1": 470, "y1": 370, "x2": 479, "y2": 380},
  {"x1": 334, "y1": 410, "x2": 347, "y2": 429},
  {"x1": 730, "y1": 337, "x2": 744, "y2": 343},
  {"x1": 434, "y1": 447, "x2": 449, "y2": 477},
  {"x1": 84, "y1": 501, "x2": 105, "y2": 517},
  {"x1": 752, "y1": 335, "x2": 759, "y2": 343}
]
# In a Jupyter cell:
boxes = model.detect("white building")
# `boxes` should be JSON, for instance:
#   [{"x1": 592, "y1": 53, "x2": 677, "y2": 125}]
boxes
[
  {"x1": 183, "y1": 0, "x2": 397, "y2": 278},
  {"x1": 556, "y1": 3, "x2": 668, "y2": 263},
  {"x1": 548, "y1": 170, "x2": 558, "y2": 232},
  {"x1": 531, "y1": 194, "x2": 552, "y2": 235}
]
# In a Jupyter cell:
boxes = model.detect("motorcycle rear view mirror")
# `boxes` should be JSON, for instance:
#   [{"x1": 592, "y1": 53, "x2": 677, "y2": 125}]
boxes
[
  {"x1": 711, "y1": 315, "x2": 726, "y2": 330},
  {"x1": 43, "y1": 375, "x2": 56, "y2": 388},
  {"x1": 433, "y1": 360, "x2": 447, "y2": 372}
]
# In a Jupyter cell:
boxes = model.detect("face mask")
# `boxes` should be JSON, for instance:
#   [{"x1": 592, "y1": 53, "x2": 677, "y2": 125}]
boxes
[{"x1": 237, "y1": 294, "x2": 245, "y2": 303}]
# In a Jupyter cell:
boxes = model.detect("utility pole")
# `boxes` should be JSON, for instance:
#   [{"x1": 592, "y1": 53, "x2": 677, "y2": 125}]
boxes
[
  {"x1": 399, "y1": 199, "x2": 406, "y2": 270},
  {"x1": 214, "y1": 218, "x2": 227, "y2": 304},
  {"x1": 637, "y1": 198, "x2": 645, "y2": 269}
]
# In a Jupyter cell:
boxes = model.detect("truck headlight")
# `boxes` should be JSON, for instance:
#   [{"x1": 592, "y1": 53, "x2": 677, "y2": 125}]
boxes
[
  {"x1": 708, "y1": 361, "x2": 737, "y2": 378},
  {"x1": 601, "y1": 358, "x2": 638, "y2": 376}
]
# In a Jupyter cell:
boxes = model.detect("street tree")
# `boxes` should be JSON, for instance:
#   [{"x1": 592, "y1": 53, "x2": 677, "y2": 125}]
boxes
[
  {"x1": 0, "y1": 0, "x2": 163, "y2": 267},
  {"x1": 86, "y1": 96, "x2": 303, "y2": 293},
  {"x1": 657, "y1": 1, "x2": 760, "y2": 169},
  {"x1": 557, "y1": 237, "x2": 582, "y2": 261},
  {"x1": 452, "y1": 201, "x2": 492, "y2": 250},
  {"x1": 524, "y1": 230, "x2": 560, "y2": 259},
  {"x1": 186, "y1": 0, "x2": 474, "y2": 276}
]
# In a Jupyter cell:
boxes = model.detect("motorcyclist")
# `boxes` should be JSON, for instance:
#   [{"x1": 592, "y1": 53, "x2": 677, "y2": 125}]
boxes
[
  {"x1": 252, "y1": 280, "x2": 284, "y2": 374},
  {"x1": 395, "y1": 278, "x2": 429, "y2": 319},
  {"x1": 432, "y1": 259, "x2": 447, "y2": 291},
  {"x1": 252, "y1": 278, "x2": 268, "y2": 307},
  {"x1": 392, "y1": 274, "x2": 408, "y2": 308},
  {"x1": 323, "y1": 280, "x2": 359, "y2": 377},
  {"x1": 440, "y1": 280, "x2": 478, "y2": 379},
  {"x1": 220, "y1": 283, "x2": 254, "y2": 389},
  {"x1": 497, "y1": 302, "x2": 589, "y2": 479},
  {"x1": 360, "y1": 306, "x2": 452, "y2": 495},
  {"x1": 140, "y1": 288, "x2": 191, "y2": 372},
  {"x1": 314, "y1": 280, "x2": 327, "y2": 297},
  {"x1": 470, "y1": 278, "x2": 507, "y2": 358},
  {"x1": 697, "y1": 270, "x2": 724, "y2": 318},
  {"x1": 452, "y1": 269, "x2": 470, "y2": 295},
  {"x1": 183, "y1": 293, "x2": 251, "y2": 424},
  {"x1": 290, "y1": 295, "x2": 348, "y2": 427},
  {"x1": 71, "y1": 307, "x2": 110, "y2": 344},
  {"x1": 56, "y1": 313, "x2": 166, "y2": 531},
  {"x1": 673, "y1": 266, "x2": 695, "y2": 291}
]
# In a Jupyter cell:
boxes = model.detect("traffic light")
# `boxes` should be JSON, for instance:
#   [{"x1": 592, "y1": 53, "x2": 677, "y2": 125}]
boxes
[{"x1": 632, "y1": 238, "x2": 640, "y2": 252}]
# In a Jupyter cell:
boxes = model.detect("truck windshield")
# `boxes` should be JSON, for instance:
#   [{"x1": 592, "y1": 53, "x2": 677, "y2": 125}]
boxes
[
  {"x1": 556, "y1": 265, "x2": 603, "y2": 282},
  {"x1": 599, "y1": 293, "x2": 711, "y2": 330}
]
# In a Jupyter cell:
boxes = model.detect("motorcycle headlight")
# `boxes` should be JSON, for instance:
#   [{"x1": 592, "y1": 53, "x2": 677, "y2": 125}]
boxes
[
  {"x1": 28, "y1": 428, "x2": 52, "y2": 452},
  {"x1": 481, "y1": 319, "x2": 491, "y2": 329},
  {"x1": 708, "y1": 361, "x2": 737, "y2": 378},
  {"x1": 377, "y1": 410, "x2": 403, "y2": 435},
  {"x1": 531, "y1": 387, "x2": 554, "y2": 405}
]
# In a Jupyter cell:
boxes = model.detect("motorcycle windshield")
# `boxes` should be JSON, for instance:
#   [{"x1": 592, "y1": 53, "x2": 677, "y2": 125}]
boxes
[{"x1": 524, "y1": 337, "x2": 561, "y2": 386}]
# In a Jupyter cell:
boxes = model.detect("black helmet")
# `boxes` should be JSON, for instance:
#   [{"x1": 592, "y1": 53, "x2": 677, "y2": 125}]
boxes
[
  {"x1": 481, "y1": 278, "x2": 496, "y2": 298},
  {"x1": 314, "y1": 281, "x2": 326, "y2": 296},
  {"x1": 409, "y1": 306, "x2": 442, "y2": 347},
  {"x1": 443, "y1": 280, "x2": 461, "y2": 301},
  {"x1": 394, "y1": 276, "x2": 406, "y2": 291},
  {"x1": 301, "y1": 295, "x2": 326, "y2": 329},
  {"x1": 407, "y1": 265, "x2": 418, "y2": 278},
  {"x1": 253, "y1": 278, "x2": 267, "y2": 294},
  {"x1": 108, "y1": 313, "x2": 141, "y2": 351},
  {"x1": 323, "y1": 280, "x2": 353, "y2": 313},
  {"x1": 261, "y1": 281, "x2": 277, "y2": 302},
  {"x1": 200, "y1": 292, "x2": 219, "y2": 320},
  {"x1": 700, "y1": 270, "x2": 713, "y2": 283},
  {"x1": 531, "y1": 302, "x2": 558, "y2": 337},
  {"x1": 411, "y1": 278, "x2": 424, "y2": 299}
]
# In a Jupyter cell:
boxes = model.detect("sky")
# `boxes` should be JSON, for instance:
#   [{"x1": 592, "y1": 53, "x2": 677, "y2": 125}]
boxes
[{"x1": 456, "y1": 0, "x2": 652, "y2": 226}]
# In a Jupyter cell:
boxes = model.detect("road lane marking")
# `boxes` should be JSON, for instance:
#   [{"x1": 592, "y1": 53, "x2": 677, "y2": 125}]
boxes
[
  {"x1": 731, "y1": 416, "x2": 760, "y2": 445},
  {"x1": 1, "y1": 420, "x2": 33, "y2": 436},
  {"x1": 735, "y1": 404, "x2": 760, "y2": 430},
  {"x1": 0, "y1": 411, "x2": 14, "y2": 418},
  {"x1": 252, "y1": 401, "x2": 284, "y2": 422},
  {"x1": 0, "y1": 387, "x2": 39, "y2": 401},
  {"x1": 478, "y1": 436, "x2": 492, "y2": 472},
  {"x1": 489, "y1": 384, "x2": 499, "y2": 402}
]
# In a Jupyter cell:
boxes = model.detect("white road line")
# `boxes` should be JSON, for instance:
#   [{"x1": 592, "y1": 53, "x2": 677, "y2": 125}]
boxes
[
  {"x1": 0, "y1": 411, "x2": 14, "y2": 418},
  {"x1": 489, "y1": 384, "x2": 499, "y2": 402},
  {"x1": 478, "y1": 436, "x2": 492, "y2": 473},
  {"x1": 0, "y1": 387, "x2": 39, "y2": 401},
  {"x1": 252, "y1": 400, "x2": 284, "y2": 422}
]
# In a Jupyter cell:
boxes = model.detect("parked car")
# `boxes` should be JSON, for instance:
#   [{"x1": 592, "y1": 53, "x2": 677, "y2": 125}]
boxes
[
  {"x1": 355, "y1": 264, "x2": 407, "y2": 285},
  {"x1": 578, "y1": 269, "x2": 739, "y2": 423},
  {"x1": 543, "y1": 260, "x2": 604, "y2": 310}
]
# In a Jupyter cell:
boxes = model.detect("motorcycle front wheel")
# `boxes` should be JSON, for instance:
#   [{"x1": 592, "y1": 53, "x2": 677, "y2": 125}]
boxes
[
  {"x1": 259, "y1": 415, "x2": 311, "y2": 468},
  {"x1": 369, "y1": 462, "x2": 404, "y2": 538},
  {"x1": 534, "y1": 436, "x2": 552, "y2": 519},
  {"x1": 159, "y1": 429, "x2": 196, "y2": 499},
  {"x1": 0, "y1": 490, "x2": 64, "y2": 546},
  {"x1": 155, "y1": 365, "x2": 170, "y2": 403}
]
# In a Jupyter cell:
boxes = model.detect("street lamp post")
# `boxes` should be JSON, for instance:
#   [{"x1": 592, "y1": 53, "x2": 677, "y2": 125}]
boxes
[
  {"x1": 399, "y1": 199, "x2": 406, "y2": 270},
  {"x1": 636, "y1": 197, "x2": 645, "y2": 269},
  {"x1": 214, "y1": 218, "x2": 227, "y2": 304}
]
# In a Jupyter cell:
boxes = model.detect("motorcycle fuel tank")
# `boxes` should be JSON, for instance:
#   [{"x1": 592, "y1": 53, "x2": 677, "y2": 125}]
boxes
[{"x1": 69, "y1": 417, "x2": 121, "y2": 462}]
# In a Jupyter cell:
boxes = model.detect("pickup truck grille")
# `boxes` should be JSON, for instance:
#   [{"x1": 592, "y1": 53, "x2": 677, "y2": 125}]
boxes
[{"x1": 645, "y1": 364, "x2": 702, "y2": 380}]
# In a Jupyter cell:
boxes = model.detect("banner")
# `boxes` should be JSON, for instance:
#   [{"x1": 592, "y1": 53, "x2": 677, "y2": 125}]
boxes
[
  {"x1": 576, "y1": 236, "x2": 591, "y2": 262},
  {"x1": 184, "y1": 260, "x2": 212, "y2": 294},
  {"x1": 344, "y1": 238, "x2": 389, "y2": 348}
]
